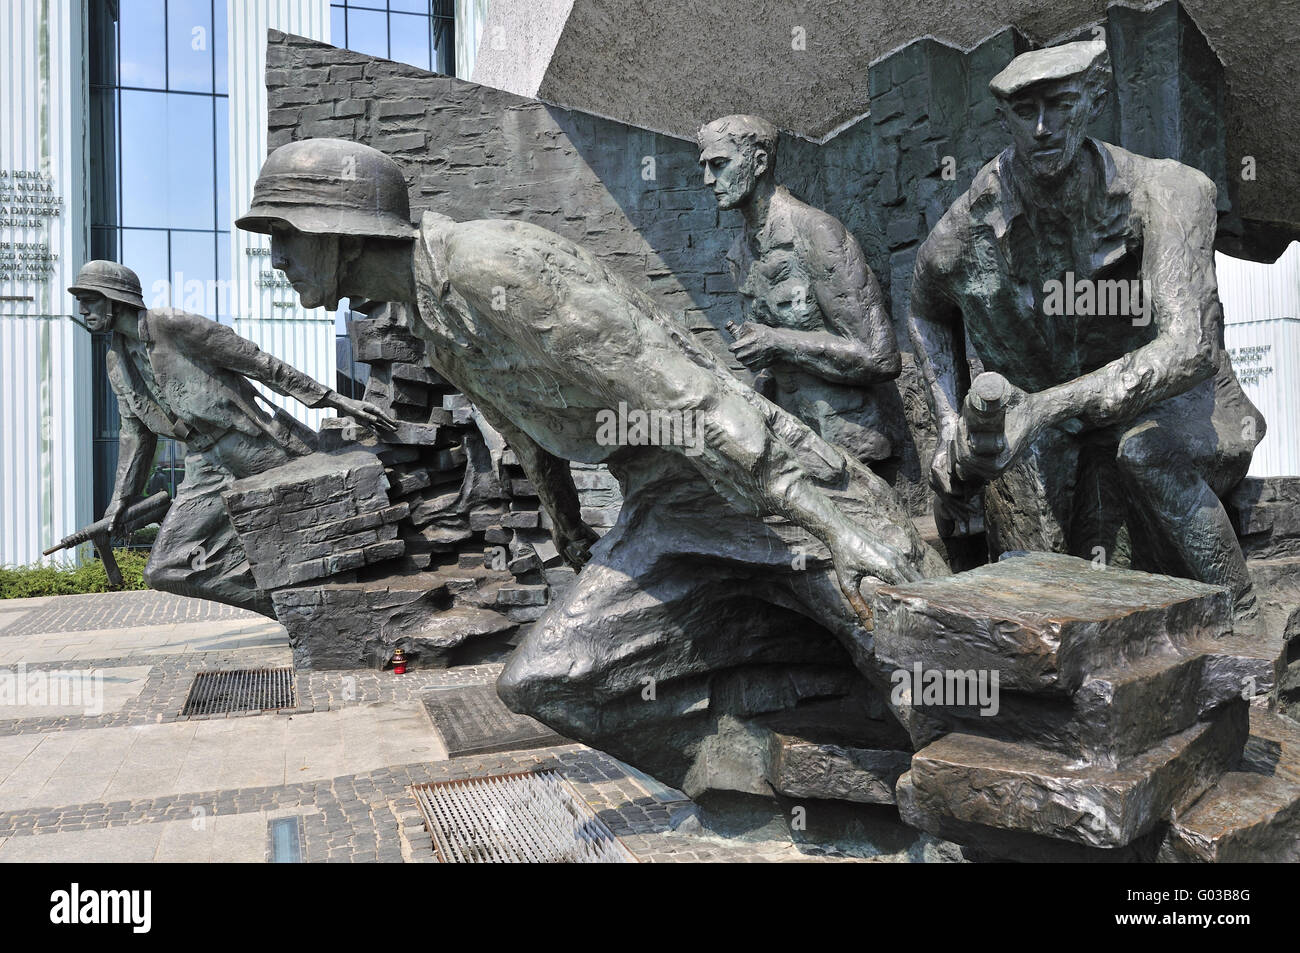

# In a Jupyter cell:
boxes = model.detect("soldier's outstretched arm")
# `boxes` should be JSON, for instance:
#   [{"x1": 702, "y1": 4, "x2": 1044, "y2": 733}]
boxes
[{"x1": 169, "y1": 316, "x2": 396, "y2": 430}]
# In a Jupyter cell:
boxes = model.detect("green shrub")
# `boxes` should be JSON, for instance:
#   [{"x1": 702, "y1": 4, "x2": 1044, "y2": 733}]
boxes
[{"x1": 0, "y1": 550, "x2": 150, "y2": 599}]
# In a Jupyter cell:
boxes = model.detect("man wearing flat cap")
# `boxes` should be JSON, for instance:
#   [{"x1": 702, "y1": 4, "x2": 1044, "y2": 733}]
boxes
[{"x1": 908, "y1": 39, "x2": 1265, "y2": 617}]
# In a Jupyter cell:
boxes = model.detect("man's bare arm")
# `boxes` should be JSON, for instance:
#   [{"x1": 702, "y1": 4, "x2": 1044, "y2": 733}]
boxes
[
  {"x1": 908, "y1": 235, "x2": 968, "y2": 449},
  {"x1": 733, "y1": 220, "x2": 901, "y2": 385},
  {"x1": 776, "y1": 222, "x2": 901, "y2": 384}
]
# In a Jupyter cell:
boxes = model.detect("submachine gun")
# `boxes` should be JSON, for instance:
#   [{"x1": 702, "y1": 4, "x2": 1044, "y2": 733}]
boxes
[{"x1": 42, "y1": 491, "x2": 172, "y2": 589}]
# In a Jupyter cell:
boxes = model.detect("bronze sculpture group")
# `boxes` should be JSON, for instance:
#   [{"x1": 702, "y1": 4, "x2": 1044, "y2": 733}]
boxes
[{"x1": 65, "y1": 40, "x2": 1285, "y2": 851}]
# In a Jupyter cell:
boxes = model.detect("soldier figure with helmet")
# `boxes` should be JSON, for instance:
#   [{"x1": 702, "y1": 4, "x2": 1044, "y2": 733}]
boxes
[{"x1": 69, "y1": 259, "x2": 395, "y2": 614}]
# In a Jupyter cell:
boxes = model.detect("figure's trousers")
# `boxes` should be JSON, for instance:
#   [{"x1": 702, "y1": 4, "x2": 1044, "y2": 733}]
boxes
[
  {"x1": 498, "y1": 453, "x2": 939, "y2": 794},
  {"x1": 982, "y1": 357, "x2": 1261, "y2": 608},
  {"x1": 144, "y1": 447, "x2": 273, "y2": 616}
]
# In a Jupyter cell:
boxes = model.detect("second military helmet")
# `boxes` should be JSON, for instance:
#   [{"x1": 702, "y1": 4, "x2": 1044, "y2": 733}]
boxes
[
  {"x1": 68, "y1": 260, "x2": 147, "y2": 311},
  {"x1": 236, "y1": 138, "x2": 414, "y2": 241}
]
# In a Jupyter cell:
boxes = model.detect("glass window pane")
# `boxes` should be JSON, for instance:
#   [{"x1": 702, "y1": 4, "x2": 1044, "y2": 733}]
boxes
[
  {"x1": 217, "y1": 231, "x2": 231, "y2": 324},
  {"x1": 346, "y1": 8, "x2": 388, "y2": 59},
  {"x1": 215, "y1": 96, "x2": 230, "y2": 230},
  {"x1": 121, "y1": 91, "x2": 215, "y2": 229},
  {"x1": 389, "y1": 0, "x2": 430, "y2": 13},
  {"x1": 120, "y1": 228, "x2": 170, "y2": 309},
  {"x1": 170, "y1": 230, "x2": 217, "y2": 315},
  {"x1": 90, "y1": 0, "x2": 119, "y2": 87},
  {"x1": 214, "y1": 0, "x2": 229, "y2": 93},
  {"x1": 90, "y1": 226, "x2": 120, "y2": 262},
  {"x1": 389, "y1": 13, "x2": 430, "y2": 70},
  {"x1": 432, "y1": 14, "x2": 453, "y2": 74},
  {"x1": 119, "y1": 0, "x2": 167, "y2": 89},
  {"x1": 330, "y1": 4, "x2": 346, "y2": 47},
  {"x1": 168, "y1": 0, "x2": 214, "y2": 92}
]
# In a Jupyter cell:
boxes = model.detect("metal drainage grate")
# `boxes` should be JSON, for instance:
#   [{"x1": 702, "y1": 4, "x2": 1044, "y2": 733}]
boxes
[
  {"x1": 181, "y1": 668, "x2": 296, "y2": 717},
  {"x1": 412, "y1": 770, "x2": 638, "y2": 863}
]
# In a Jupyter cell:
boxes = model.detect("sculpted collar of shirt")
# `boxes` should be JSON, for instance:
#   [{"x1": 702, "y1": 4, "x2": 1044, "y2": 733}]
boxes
[{"x1": 974, "y1": 137, "x2": 1135, "y2": 280}]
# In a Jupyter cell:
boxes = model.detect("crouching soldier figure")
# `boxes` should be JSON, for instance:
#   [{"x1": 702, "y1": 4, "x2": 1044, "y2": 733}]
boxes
[
  {"x1": 239, "y1": 138, "x2": 948, "y2": 790},
  {"x1": 70, "y1": 260, "x2": 394, "y2": 615}
]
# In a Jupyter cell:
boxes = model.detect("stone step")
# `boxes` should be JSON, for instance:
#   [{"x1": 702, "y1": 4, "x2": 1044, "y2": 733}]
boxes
[
  {"x1": 874, "y1": 553, "x2": 1232, "y2": 696},
  {"x1": 903, "y1": 699, "x2": 1248, "y2": 849},
  {"x1": 1189, "y1": 598, "x2": 1293, "y2": 699},
  {"x1": 896, "y1": 771, "x2": 1162, "y2": 862},
  {"x1": 1248, "y1": 556, "x2": 1300, "y2": 605},
  {"x1": 907, "y1": 649, "x2": 1221, "y2": 766},
  {"x1": 1158, "y1": 708, "x2": 1300, "y2": 862}
]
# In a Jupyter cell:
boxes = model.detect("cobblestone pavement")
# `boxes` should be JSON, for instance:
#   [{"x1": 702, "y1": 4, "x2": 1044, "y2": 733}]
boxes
[
  {"x1": 0, "y1": 590, "x2": 259, "y2": 637},
  {"x1": 0, "y1": 591, "x2": 923, "y2": 863}
]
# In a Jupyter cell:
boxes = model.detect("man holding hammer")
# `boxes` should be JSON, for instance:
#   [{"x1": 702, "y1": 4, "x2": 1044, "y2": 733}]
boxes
[{"x1": 908, "y1": 39, "x2": 1264, "y2": 617}]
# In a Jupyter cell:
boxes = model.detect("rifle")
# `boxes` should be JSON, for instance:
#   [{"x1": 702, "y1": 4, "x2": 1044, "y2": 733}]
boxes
[{"x1": 43, "y1": 491, "x2": 172, "y2": 589}]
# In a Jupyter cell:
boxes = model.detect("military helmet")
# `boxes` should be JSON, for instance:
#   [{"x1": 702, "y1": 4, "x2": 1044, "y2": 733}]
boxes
[
  {"x1": 68, "y1": 260, "x2": 146, "y2": 311},
  {"x1": 236, "y1": 138, "x2": 414, "y2": 240}
]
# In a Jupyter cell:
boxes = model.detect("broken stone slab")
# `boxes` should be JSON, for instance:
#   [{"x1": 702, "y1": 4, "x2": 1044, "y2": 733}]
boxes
[
  {"x1": 411, "y1": 604, "x2": 516, "y2": 649},
  {"x1": 224, "y1": 449, "x2": 401, "y2": 590},
  {"x1": 272, "y1": 572, "x2": 517, "y2": 670},
  {"x1": 904, "y1": 649, "x2": 1222, "y2": 766},
  {"x1": 904, "y1": 699, "x2": 1248, "y2": 849},
  {"x1": 896, "y1": 771, "x2": 1162, "y2": 862},
  {"x1": 767, "y1": 734, "x2": 911, "y2": 805},
  {"x1": 381, "y1": 422, "x2": 442, "y2": 446},
  {"x1": 349, "y1": 314, "x2": 425, "y2": 364},
  {"x1": 1230, "y1": 476, "x2": 1300, "y2": 560},
  {"x1": 1158, "y1": 708, "x2": 1300, "y2": 862},
  {"x1": 496, "y1": 583, "x2": 548, "y2": 607},
  {"x1": 874, "y1": 553, "x2": 1233, "y2": 695}
]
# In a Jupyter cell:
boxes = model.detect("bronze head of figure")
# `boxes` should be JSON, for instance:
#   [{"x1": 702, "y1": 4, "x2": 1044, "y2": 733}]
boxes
[
  {"x1": 237, "y1": 138, "x2": 416, "y2": 310},
  {"x1": 68, "y1": 259, "x2": 147, "y2": 333},
  {"x1": 696, "y1": 114, "x2": 779, "y2": 211},
  {"x1": 990, "y1": 38, "x2": 1110, "y2": 186}
]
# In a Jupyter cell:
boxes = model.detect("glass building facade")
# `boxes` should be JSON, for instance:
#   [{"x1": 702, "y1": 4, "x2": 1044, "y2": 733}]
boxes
[
  {"x1": 330, "y1": 0, "x2": 455, "y2": 75},
  {"x1": 88, "y1": 0, "x2": 455, "y2": 523}
]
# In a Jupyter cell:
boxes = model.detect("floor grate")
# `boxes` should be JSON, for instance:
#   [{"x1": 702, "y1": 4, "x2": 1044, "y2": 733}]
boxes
[
  {"x1": 412, "y1": 771, "x2": 638, "y2": 863},
  {"x1": 181, "y1": 667, "x2": 296, "y2": 717}
]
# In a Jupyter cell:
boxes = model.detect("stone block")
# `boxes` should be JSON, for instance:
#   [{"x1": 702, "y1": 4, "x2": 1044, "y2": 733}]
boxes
[
  {"x1": 496, "y1": 584, "x2": 549, "y2": 607},
  {"x1": 1158, "y1": 708, "x2": 1300, "y2": 862},
  {"x1": 874, "y1": 553, "x2": 1233, "y2": 695},
  {"x1": 767, "y1": 734, "x2": 911, "y2": 805},
  {"x1": 906, "y1": 700, "x2": 1248, "y2": 849}
]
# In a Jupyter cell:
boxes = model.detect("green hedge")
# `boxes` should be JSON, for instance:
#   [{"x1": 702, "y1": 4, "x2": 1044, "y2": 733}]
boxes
[{"x1": 0, "y1": 550, "x2": 150, "y2": 599}]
